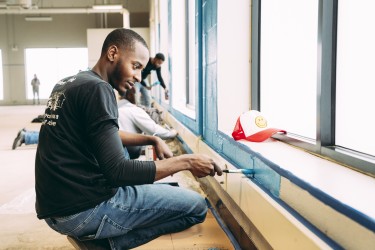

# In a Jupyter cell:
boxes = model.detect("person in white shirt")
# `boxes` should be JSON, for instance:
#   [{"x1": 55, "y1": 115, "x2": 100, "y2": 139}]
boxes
[
  {"x1": 118, "y1": 87, "x2": 177, "y2": 158},
  {"x1": 12, "y1": 88, "x2": 177, "y2": 153}
]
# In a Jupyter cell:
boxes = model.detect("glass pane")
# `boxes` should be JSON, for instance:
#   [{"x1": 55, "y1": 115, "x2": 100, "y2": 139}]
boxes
[
  {"x1": 217, "y1": 0, "x2": 251, "y2": 132},
  {"x1": 25, "y1": 48, "x2": 88, "y2": 100},
  {"x1": 188, "y1": 0, "x2": 196, "y2": 107},
  {"x1": 336, "y1": 0, "x2": 375, "y2": 156},
  {"x1": 0, "y1": 50, "x2": 3, "y2": 100},
  {"x1": 158, "y1": 0, "x2": 170, "y2": 105},
  {"x1": 260, "y1": 0, "x2": 318, "y2": 139},
  {"x1": 170, "y1": 0, "x2": 190, "y2": 116}
]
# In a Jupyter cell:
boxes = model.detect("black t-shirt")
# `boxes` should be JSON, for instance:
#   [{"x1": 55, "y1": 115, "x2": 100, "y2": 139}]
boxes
[
  {"x1": 140, "y1": 58, "x2": 166, "y2": 89},
  {"x1": 35, "y1": 70, "x2": 156, "y2": 219}
]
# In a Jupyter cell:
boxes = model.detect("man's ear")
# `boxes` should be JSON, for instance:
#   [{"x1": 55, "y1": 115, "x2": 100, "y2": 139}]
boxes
[{"x1": 107, "y1": 45, "x2": 118, "y2": 62}]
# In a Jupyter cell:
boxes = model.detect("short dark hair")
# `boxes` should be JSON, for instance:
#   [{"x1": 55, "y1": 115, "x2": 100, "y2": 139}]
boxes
[
  {"x1": 155, "y1": 53, "x2": 165, "y2": 61},
  {"x1": 101, "y1": 28, "x2": 148, "y2": 55}
]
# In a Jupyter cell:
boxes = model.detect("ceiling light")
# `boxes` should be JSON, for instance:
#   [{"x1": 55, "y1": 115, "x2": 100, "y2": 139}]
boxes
[
  {"x1": 25, "y1": 16, "x2": 53, "y2": 21},
  {"x1": 92, "y1": 5, "x2": 122, "y2": 10}
]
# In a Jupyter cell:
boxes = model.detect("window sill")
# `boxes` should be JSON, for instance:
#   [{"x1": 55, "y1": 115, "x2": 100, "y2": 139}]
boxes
[
  {"x1": 234, "y1": 136, "x2": 375, "y2": 229},
  {"x1": 164, "y1": 113, "x2": 375, "y2": 248}
]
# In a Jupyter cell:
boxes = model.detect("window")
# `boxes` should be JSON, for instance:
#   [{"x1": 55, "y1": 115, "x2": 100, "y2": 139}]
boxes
[
  {"x1": 335, "y1": 0, "x2": 375, "y2": 157},
  {"x1": 253, "y1": 0, "x2": 375, "y2": 175},
  {"x1": 217, "y1": 0, "x2": 251, "y2": 133},
  {"x1": 158, "y1": 0, "x2": 170, "y2": 106},
  {"x1": 187, "y1": 0, "x2": 196, "y2": 108},
  {"x1": 260, "y1": 0, "x2": 318, "y2": 139},
  {"x1": 170, "y1": 0, "x2": 195, "y2": 118},
  {"x1": 0, "y1": 50, "x2": 3, "y2": 100},
  {"x1": 170, "y1": 0, "x2": 188, "y2": 115},
  {"x1": 25, "y1": 48, "x2": 88, "y2": 100}
]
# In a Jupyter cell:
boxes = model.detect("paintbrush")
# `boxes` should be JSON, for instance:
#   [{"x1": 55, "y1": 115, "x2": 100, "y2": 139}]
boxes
[{"x1": 223, "y1": 169, "x2": 254, "y2": 174}]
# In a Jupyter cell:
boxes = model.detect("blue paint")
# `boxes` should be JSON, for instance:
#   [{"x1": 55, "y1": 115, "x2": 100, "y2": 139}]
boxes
[
  {"x1": 252, "y1": 157, "x2": 280, "y2": 198},
  {"x1": 282, "y1": 168, "x2": 375, "y2": 233},
  {"x1": 248, "y1": 176, "x2": 344, "y2": 250},
  {"x1": 223, "y1": 169, "x2": 254, "y2": 174},
  {"x1": 176, "y1": 135, "x2": 193, "y2": 154},
  {"x1": 171, "y1": 108, "x2": 199, "y2": 134},
  {"x1": 179, "y1": 133, "x2": 344, "y2": 249},
  {"x1": 205, "y1": 198, "x2": 242, "y2": 250},
  {"x1": 222, "y1": 140, "x2": 238, "y2": 159},
  {"x1": 158, "y1": 0, "x2": 374, "y2": 245}
]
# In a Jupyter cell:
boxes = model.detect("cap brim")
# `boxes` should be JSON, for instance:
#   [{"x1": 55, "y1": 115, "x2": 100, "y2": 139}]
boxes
[{"x1": 245, "y1": 128, "x2": 286, "y2": 142}]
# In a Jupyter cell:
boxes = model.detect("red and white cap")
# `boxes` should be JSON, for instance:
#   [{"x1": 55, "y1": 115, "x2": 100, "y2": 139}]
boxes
[{"x1": 232, "y1": 110, "x2": 286, "y2": 142}]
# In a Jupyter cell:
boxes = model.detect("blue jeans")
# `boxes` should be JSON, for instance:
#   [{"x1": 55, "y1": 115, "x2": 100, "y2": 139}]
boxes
[
  {"x1": 44, "y1": 184, "x2": 207, "y2": 249},
  {"x1": 135, "y1": 82, "x2": 151, "y2": 108},
  {"x1": 25, "y1": 131, "x2": 39, "y2": 145},
  {"x1": 123, "y1": 147, "x2": 130, "y2": 160}
]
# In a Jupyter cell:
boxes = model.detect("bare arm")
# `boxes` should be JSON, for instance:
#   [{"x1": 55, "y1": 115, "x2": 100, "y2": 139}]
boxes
[{"x1": 118, "y1": 130, "x2": 173, "y2": 159}]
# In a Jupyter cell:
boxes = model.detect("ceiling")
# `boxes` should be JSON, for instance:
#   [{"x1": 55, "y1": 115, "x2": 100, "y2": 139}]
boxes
[{"x1": 0, "y1": 0, "x2": 150, "y2": 14}]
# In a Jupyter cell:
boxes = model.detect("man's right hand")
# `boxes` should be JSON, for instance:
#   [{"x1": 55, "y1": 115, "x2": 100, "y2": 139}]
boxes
[
  {"x1": 153, "y1": 153, "x2": 223, "y2": 181},
  {"x1": 185, "y1": 154, "x2": 223, "y2": 178},
  {"x1": 164, "y1": 89, "x2": 169, "y2": 100}
]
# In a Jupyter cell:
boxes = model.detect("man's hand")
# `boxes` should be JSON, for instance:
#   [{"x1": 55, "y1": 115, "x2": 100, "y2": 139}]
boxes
[
  {"x1": 152, "y1": 136, "x2": 173, "y2": 159},
  {"x1": 185, "y1": 154, "x2": 223, "y2": 178},
  {"x1": 164, "y1": 89, "x2": 169, "y2": 100},
  {"x1": 153, "y1": 153, "x2": 223, "y2": 181}
]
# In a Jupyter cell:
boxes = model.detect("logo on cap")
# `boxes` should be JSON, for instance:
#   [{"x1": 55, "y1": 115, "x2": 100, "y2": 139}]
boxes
[{"x1": 255, "y1": 115, "x2": 267, "y2": 129}]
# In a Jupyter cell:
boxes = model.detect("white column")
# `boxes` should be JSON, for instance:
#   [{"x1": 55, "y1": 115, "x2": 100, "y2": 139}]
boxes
[{"x1": 123, "y1": 9, "x2": 130, "y2": 28}]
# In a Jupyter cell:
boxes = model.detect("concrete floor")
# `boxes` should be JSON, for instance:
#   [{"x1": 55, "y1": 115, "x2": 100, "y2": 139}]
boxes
[
  {"x1": 0, "y1": 105, "x2": 233, "y2": 250},
  {"x1": 0, "y1": 105, "x2": 72, "y2": 249}
]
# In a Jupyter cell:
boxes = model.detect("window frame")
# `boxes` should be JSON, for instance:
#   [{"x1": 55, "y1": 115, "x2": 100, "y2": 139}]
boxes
[
  {"x1": 165, "y1": 0, "x2": 202, "y2": 135},
  {"x1": 252, "y1": 0, "x2": 375, "y2": 176},
  {"x1": 0, "y1": 49, "x2": 3, "y2": 100}
]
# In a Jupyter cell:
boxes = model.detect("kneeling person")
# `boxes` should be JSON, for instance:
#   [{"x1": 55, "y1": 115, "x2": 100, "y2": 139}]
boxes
[
  {"x1": 118, "y1": 87, "x2": 177, "y2": 159},
  {"x1": 35, "y1": 28, "x2": 222, "y2": 249}
]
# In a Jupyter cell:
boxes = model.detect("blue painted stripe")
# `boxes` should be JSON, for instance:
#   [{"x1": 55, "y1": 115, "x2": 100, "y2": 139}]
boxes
[
  {"x1": 179, "y1": 134, "x2": 344, "y2": 249},
  {"x1": 248, "y1": 147, "x2": 375, "y2": 233},
  {"x1": 252, "y1": 156, "x2": 280, "y2": 197},
  {"x1": 282, "y1": 167, "x2": 375, "y2": 233},
  {"x1": 176, "y1": 135, "x2": 194, "y2": 154},
  {"x1": 205, "y1": 198, "x2": 242, "y2": 250},
  {"x1": 249, "y1": 177, "x2": 344, "y2": 250},
  {"x1": 218, "y1": 132, "x2": 375, "y2": 233}
]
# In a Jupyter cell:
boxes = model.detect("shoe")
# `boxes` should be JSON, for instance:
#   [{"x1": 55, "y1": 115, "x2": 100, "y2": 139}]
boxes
[
  {"x1": 67, "y1": 236, "x2": 111, "y2": 250},
  {"x1": 12, "y1": 128, "x2": 26, "y2": 150}
]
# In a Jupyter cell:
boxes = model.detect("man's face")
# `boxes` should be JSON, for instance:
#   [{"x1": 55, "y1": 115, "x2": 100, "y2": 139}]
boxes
[
  {"x1": 153, "y1": 58, "x2": 164, "y2": 68},
  {"x1": 110, "y1": 41, "x2": 149, "y2": 94}
]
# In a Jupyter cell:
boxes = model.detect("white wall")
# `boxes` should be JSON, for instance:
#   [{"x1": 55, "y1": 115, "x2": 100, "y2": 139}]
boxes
[
  {"x1": 217, "y1": 0, "x2": 251, "y2": 133},
  {"x1": 0, "y1": 14, "x2": 97, "y2": 104},
  {"x1": 87, "y1": 28, "x2": 150, "y2": 69}
]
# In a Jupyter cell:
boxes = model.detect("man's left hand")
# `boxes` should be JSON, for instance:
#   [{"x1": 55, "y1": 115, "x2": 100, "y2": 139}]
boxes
[{"x1": 153, "y1": 137, "x2": 173, "y2": 159}]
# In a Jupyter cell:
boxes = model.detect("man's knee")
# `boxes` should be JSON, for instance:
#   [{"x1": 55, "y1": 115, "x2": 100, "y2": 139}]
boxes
[{"x1": 186, "y1": 196, "x2": 208, "y2": 225}]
